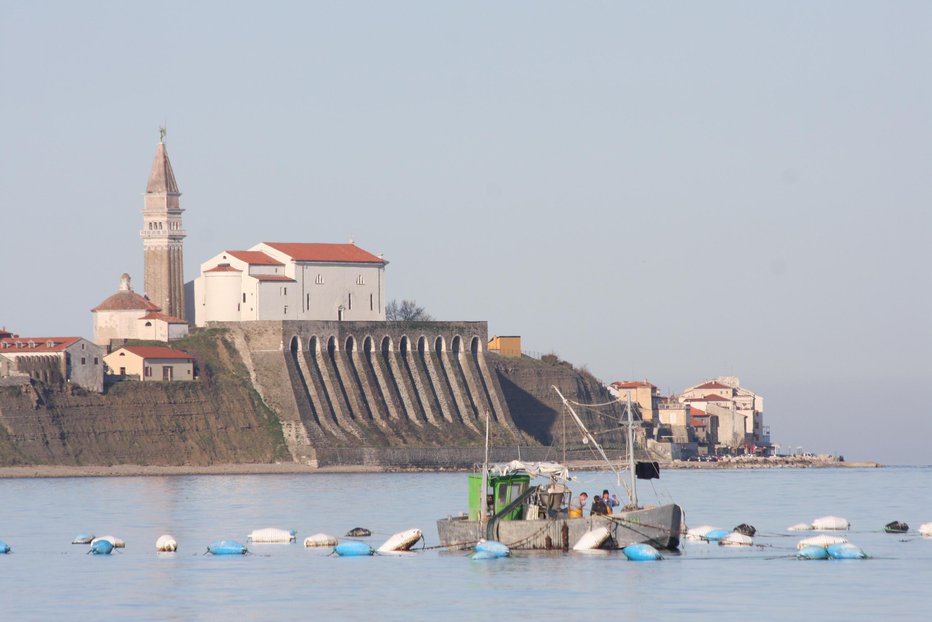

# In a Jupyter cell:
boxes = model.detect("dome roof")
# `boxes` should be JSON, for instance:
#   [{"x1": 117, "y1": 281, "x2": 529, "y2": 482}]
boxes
[{"x1": 92, "y1": 290, "x2": 160, "y2": 312}]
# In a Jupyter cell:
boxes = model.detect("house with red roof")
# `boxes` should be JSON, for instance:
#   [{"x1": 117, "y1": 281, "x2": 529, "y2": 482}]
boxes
[
  {"x1": 92, "y1": 274, "x2": 189, "y2": 347},
  {"x1": 104, "y1": 345, "x2": 194, "y2": 382},
  {"x1": 191, "y1": 242, "x2": 388, "y2": 325},
  {"x1": 680, "y1": 376, "x2": 768, "y2": 452},
  {"x1": 0, "y1": 336, "x2": 104, "y2": 392}
]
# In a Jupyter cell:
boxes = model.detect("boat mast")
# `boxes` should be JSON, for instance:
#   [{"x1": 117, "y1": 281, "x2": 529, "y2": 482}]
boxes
[
  {"x1": 479, "y1": 411, "x2": 490, "y2": 527},
  {"x1": 626, "y1": 393, "x2": 638, "y2": 509}
]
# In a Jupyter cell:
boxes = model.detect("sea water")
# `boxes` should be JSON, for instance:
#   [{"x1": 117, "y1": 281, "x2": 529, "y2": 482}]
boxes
[{"x1": 1, "y1": 467, "x2": 930, "y2": 621}]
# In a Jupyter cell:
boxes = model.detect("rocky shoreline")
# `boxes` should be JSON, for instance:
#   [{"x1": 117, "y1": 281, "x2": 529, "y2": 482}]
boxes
[{"x1": 0, "y1": 455, "x2": 882, "y2": 478}]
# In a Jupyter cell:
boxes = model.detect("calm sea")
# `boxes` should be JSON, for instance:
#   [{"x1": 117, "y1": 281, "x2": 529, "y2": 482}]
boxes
[{"x1": 1, "y1": 467, "x2": 930, "y2": 621}]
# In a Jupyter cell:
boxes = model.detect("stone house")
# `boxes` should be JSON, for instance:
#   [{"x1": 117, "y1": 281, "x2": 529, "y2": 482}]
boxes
[
  {"x1": 92, "y1": 274, "x2": 188, "y2": 347},
  {"x1": 0, "y1": 336, "x2": 104, "y2": 392},
  {"x1": 104, "y1": 345, "x2": 194, "y2": 382}
]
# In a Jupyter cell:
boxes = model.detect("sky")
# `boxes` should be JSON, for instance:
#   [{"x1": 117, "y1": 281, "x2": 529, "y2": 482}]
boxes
[{"x1": 1, "y1": 1, "x2": 929, "y2": 464}]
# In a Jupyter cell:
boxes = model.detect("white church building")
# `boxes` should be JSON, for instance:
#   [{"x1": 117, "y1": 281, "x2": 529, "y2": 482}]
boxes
[{"x1": 189, "y1": 242, "x2": 388, "y2": 326}]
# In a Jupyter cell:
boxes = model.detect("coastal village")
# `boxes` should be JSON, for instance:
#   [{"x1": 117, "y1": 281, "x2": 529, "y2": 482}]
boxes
[{"x1": 1, "y1": 138, "x2": 774, "y2": 464}]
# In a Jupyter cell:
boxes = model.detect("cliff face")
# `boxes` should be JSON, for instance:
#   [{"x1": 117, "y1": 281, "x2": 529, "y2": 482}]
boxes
[
  {"x1": 0, "y1": 330, "x2": 289, "y2": 467},
  {"x1": 0, "y1": 328, "x2": 624, "y2": 468},
  {"x1": 489, "y1": 354, "x2": 630, "y2": 451}
]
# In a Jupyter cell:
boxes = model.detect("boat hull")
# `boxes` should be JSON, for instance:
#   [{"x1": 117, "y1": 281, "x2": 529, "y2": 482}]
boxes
[{"x1": 437, "y1": 504, "x2": 682, "y2": 551}]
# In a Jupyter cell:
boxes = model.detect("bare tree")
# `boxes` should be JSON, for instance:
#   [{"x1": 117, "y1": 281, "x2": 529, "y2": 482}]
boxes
[{"x1": 386, "y1": 299, "x2": 433, "y2": 321}]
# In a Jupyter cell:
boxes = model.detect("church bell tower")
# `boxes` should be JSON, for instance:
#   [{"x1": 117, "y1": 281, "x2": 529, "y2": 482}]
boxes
[{"x1": 141, "y1": 131, "x2": 186, "y2": 320}]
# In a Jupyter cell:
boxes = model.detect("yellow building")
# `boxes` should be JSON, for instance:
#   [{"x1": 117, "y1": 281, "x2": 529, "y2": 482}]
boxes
[
  {"x1": 487, "y1": 335, "x2": 521, "y2": 358},
  {"x1": 104, "y1": 345, "x2": 194, "y2": 382}
]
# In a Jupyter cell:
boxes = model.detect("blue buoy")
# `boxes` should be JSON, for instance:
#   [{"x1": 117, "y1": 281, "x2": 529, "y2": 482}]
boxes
[
  {"x1": 0, "y1": 541, "x2": 10, "y2": 554},
  {"x1": 703, "y1": 529, "x2": 730, "y2": 542},
  {"x1": 334, "y1": 541, "x2": 374, "y2": 557},
  {"x1": 90, "y1": 540, "x2": 114, "y2": 555},
  {"x1": 207, "y1": 540, "x2": 248, "y2": 555},
  {"x1": 827, "y1": 543, "x2": 867, "y2": 560},
  {"x1": 797, "y1": 545, "x2": 829, "y2": 560},
  {"x1": 471, "y1": 550, "x2": 508, "y2": 560},
  {"x1": 474, "y1": 540, "x2": 510, "y2": 557},
  {"x1": 623, "y1": 543, "x2": 662, "y2": 561}
]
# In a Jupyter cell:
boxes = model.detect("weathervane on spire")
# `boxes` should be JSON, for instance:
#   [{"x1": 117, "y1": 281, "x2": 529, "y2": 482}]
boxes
[{"x1": 159, "y1": 125, "x2": 167, "y2": 143}]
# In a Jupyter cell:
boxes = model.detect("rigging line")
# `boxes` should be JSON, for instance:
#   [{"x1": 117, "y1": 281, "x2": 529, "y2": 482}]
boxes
[{"x1": 567, "y1": 397, "x2": 623, "y2": 408}]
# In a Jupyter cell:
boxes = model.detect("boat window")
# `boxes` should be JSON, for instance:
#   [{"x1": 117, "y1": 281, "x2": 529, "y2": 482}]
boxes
[{"x1": 497, "y1": 483, "x2": 508, "y2": 504}]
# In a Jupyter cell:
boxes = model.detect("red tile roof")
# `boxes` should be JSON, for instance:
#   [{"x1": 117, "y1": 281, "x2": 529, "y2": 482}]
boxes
[
  {"x1": 685, "y1": 394, "x2": 731, "y2": 402},
  {"x1": 225, "y1": 251, "x2": 283, "y2": 266},
  {"x1": 205, "y1": 264, "x2": 242, "y2": 273},
  {"x1": 251, "y1": 275, "x2": 296, "y2": 282},
  {"x1": 612, "y1": 381, "x2": 656, "y2": 389},
  {"x1": 116, "y1": 346, "x2": 193, "y2": 360},
  {"x1": 139, "y1": 312, "x2": 188, "y2": 324},
  {"x1": 690, "y1": 418, "x2": 708, "y2": 427},
  {"x1": 695, "y1": 381, "x2": 732, "y2": 390},
  {"x1": 92, "y1": 290, "x2": 161, "y2": 312},
  {"x1": 0, "y1": 337, "x2": 82, "y2": 353},
  {"x1": 263, "y1": 242, "x2": 385, "y2": 264}
]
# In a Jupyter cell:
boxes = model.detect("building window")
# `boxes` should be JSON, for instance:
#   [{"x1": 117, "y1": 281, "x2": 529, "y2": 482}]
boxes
[
  {"x1": 281, "y1": 286, "x2": 288, "y2": 296},
  {"x1": 145, "y1": 366, "x2": 152, "y2": 377},
  {"x1": 284, "y1": 305, "x2": 288, "y2": 315},
  {"x1": 348, "y1": 293, "x2": 352, "y2": 310},
  {"x1": 145, "y1": 321, "x2": 152, "y2": 327},
  {"x1": 316, "y1": 274, "x2": 324, "y2": 285},
  {"x1": 243, "y1": 293, "x2": 246, "y2": 303},
  {"x1": 370, "y1": 294, "x2": 374, "y2": 311},
  {"x1": 81, "y1": 357, "x2": 86, "y2": 365},
  {"x1": 94, "y1": 357, "x2": 99, "y2": 365},
  {"x1": 306, "y1": 293, "x2": 310, "y2": 310},
  {"x1": 356, "y1": 275, "x2": 365, "y2": 285}
]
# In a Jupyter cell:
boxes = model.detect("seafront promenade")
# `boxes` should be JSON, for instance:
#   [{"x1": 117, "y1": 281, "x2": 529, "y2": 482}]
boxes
[{"x1": 0, "y1": 454, "x2": 881, "y2": 478}]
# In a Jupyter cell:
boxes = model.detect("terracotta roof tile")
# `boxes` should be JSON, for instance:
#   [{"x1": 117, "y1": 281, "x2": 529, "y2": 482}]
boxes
[
  {"x1": 685, "y1": 394, "x2": 731, "y2": 402},
  {"x1": 117, "y1": 346, "x2": 193, "y2": 360},
  {"x1": 263, "y1": 242, "x2": 385, "y2": 264},
  {"x1": 205, "y1": 264, "x2": 242, "y2": 273},
  {"x1": 252, "y1": 275, "x2": 296, "y2": 282},
  {"x1": 225, "y1": 251, "x2": 283, "y2": 266},
  {"x1": 695, "y1": 381, "x2": 732, "y2": 390},
  {"x1": 0, "y1": 337, "x2": 82, "y2": 353},
  {"x1": 92, "y1": 291, "x2": 161, "y2": 312},
  {"x1": 139, "y1": 312, "x2": 188, "y2": 324}
]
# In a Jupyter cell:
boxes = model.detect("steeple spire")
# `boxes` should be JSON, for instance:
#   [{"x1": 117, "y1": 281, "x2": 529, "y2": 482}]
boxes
[
  {"x1": 146, "y1": 141, "x2": 179, "y2": 194},
  {"x1": 141, "y1": 135, "x2": 187, "y2": 322}
]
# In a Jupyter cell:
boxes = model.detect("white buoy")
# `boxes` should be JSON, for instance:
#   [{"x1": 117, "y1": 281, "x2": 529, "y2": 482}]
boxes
[
  {"x1": 787, "y1": 523, "x2": 813, "y2": 531},
  {"x1": 246, "y1": 528, "x2": 296, "y2": 543},
  {"x1": 720, "y1": 532, "x2": 754, "y2": 546},
  {"x1": 572, "y1": 526, "x2": 611, "y2": 551},
  {"x1": 377, "y1": 528, "x2": 423, "y2": 553},
  {"x1": 91, "y1": 535, "x2": 125, "y2": 548},
  {"x1": 156, "y1": 535, "x2": 177, "y2": 552},
  {"x1": 812, "y1": 516, "x2": 849, "y2": 530},
  {"x1": 919, "y1": 522, "x2": 932, "y2": 537},
  {"x1": 797, "y1": 534, "x2": 848, "y2": 550},
  {"x1": 685, "y1": 525, "x2": 719, "y2": 541},
  {"x1": 304, "y1": 533, "x2": 338, "y2": 547}
]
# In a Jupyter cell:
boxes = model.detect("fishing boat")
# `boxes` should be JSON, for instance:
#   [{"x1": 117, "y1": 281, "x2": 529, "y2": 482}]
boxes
[{"x1": 436, "y1": 387, "x2": 683, "y2": 551}]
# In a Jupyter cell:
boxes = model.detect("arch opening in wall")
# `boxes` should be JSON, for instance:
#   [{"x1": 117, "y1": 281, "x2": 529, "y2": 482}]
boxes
[
  {"x1": 417, "y1": 336, "x2": 427, "y2": 354},
  {"x1": 434, "y1": 336, "x2": 446, "y2": 355},
  {"x1": 400, "y1": 335, "x2": 410, "y2": 354},
  {"x1": 327, "y1": 336, "x2": 337, "y2": 356},
  {"x1": 289, "y1": 335, "x2": 300, "y2": 353},
  {"x1": 470, "y1": 336, "x2": 481, "y2": 354},
  {"x1": 308, "y1": 335, "x2": 320, "y2": 354},
  {"x1": 451, "y1": 335, "x2": 462, "y2": 354},
  {"x1": 345, "y1": 336, "x2": 356, "y2": 353},
  {"x1": 381, "y1": 336, "x2": 393, "y2": 354},
  {"x1": 363, "y1": 336, "x2": 375, "y2": 353}
]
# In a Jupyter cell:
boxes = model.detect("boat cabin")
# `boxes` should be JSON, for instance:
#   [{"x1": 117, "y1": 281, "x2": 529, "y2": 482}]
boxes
[{"x1": 468, "y1": 473, "x2": 530, "y2": 521}]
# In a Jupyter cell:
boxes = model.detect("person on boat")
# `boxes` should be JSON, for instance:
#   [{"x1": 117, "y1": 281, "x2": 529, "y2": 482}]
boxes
[
  {"x1": 590, "y1": 494, "x2": 608, "y2": 516},
  {"x1": 569, "y1": 492, "x2": 588, "y2": 518},
  {"x1": 602, "y1": 490, "x2": 620, "y2": 510}
]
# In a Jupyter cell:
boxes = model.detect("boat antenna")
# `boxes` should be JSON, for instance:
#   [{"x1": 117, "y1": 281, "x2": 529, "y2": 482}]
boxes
[
  {"x1": 552, "y1": 386, "x2": 630, "y2": 498},
  {"x1": 479, "y1": 411, "x2": 490, "y2": 528},
  {"x1": 626, "y1": 393, "x2": 638, "y2": 509}
]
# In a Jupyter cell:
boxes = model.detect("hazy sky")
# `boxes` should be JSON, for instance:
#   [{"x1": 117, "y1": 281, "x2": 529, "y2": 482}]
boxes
[{"x1": 1, "y1": 2, "x2": 929, "y2": 464}]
